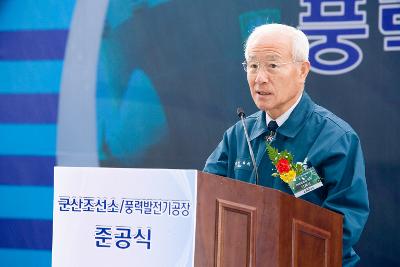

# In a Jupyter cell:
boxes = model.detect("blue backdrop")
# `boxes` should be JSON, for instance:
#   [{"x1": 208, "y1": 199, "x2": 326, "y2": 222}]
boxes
[{"x1": 0, "y1": 0, "x2": 399, "y2": 266}]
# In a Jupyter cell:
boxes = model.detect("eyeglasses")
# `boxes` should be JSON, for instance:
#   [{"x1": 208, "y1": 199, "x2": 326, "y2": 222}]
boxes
[{"x1": 242, "y1": 60, "x2": 297, "y2": 75}]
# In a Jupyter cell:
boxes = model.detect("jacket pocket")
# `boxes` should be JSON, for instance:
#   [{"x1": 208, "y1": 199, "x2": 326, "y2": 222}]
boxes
[{"x1": 234, "y1": 158, "x2": 254, "y2": 182}]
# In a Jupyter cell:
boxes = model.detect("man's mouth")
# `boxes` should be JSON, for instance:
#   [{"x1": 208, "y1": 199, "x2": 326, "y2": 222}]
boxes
[{"x1": 256, "y1": 91, "x2": 272, "y2": 96}]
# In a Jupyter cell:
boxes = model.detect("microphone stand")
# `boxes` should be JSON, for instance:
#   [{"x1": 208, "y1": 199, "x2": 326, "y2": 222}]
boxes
[{"x1": 237, "y1": 108, "x2": 260, "y2": 185}]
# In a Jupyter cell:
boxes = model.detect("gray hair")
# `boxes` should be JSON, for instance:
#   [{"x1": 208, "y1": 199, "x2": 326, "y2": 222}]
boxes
[{"x1": 244, "y1": 23, "x2": 309, "y2": 62}]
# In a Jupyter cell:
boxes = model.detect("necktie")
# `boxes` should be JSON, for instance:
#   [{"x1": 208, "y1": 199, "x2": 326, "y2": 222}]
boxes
[
  {"x1": 266, "y1": 121, "x2": 279, "y2": 143},
  {"x1": 267, "y1": 121, "x2": 279, "y2": 133}
]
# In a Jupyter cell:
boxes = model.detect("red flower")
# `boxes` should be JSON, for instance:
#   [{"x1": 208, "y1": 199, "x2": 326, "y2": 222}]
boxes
[{"x1": 276, "y1": 158, "x2": 290, "y2": 173}]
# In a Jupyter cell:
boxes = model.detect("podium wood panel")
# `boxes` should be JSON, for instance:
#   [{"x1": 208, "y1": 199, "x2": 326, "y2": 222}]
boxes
[
  {"x1": 215, "y1": 199, "x2": 256, "y2": 267},
  {"x1": 292, "y1": 219, "x2": 331, "y2": 267},
  {"x1": 194, "y1": 171, "x2": 342, "y2": 267}
]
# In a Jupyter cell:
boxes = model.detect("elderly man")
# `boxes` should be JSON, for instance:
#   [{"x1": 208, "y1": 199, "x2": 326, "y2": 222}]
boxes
[{"x1": 204, "y1": 23, "x2": 369, "y2": 266}]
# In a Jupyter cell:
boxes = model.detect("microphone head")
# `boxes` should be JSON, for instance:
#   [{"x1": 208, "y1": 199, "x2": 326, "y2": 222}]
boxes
[{"x1": 236, "y1": 107, "x2": 245, "y2": 118}]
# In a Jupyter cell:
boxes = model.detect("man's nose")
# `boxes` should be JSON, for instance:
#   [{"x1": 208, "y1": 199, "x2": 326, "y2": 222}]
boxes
[{"x1": 254, "y1": 68, "x2": 269, "y2": 83}]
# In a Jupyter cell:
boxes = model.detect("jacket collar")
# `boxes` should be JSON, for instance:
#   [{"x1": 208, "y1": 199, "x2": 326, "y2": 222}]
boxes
[
  {"x1": 249, "y1": 111, "x2": 268, "y2": 141},
  {"x1": 249, "y1": 92, "x2": 315, "y2": 140}
]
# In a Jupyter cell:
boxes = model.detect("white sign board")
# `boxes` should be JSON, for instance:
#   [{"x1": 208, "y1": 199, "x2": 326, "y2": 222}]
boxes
[{"x1": 52, "y1": 167, "x2": 197, "y2": 267}]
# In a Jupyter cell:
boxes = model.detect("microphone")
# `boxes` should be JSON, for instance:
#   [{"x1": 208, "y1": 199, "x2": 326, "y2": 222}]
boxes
[{"x1": 236, "y1": 107, "x2": 260, "y2": 185}]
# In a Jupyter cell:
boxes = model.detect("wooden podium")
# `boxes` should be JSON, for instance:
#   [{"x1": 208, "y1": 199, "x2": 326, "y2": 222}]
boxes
[{"x1": 194, "y1": 171, "x2": 342, "y2": 267}]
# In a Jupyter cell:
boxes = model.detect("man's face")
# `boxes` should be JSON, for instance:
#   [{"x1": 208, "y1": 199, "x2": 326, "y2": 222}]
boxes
[{"x1": 246, "y1": 31, "x2": 310, "y2": 119}]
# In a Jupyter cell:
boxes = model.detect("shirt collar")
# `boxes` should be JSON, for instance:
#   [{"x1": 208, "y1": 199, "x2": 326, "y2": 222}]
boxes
[
  {"x1": 249, "y1": 92, "x2": 315, "y2": 140},
  {"x1": 265, "y1": 93, "x2": 302, "y2": 127}
]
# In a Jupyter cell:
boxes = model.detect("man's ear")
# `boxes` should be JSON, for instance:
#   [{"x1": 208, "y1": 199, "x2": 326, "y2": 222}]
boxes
[{"x1": 299, "y1": 61, "x2": 311, "y2": 83}]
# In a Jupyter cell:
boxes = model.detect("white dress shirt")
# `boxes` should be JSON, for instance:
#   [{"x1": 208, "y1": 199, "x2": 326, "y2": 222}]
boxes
[{"x1": 265, "y1": 93, "x2": 302, "y2": 127}]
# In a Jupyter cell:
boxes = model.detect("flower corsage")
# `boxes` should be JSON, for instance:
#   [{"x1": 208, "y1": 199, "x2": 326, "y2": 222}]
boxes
[
  {"x1": 266, "y1": 144, "x2": 323, "y2": 197},
  {"x1": 266, "y1": 144, "x2": 304, "y2": 184}
]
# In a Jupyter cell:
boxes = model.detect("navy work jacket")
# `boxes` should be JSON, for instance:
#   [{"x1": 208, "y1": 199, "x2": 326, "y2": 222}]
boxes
[{"x1": 204, "y1": 92, "x2": 369, "y2": 266}]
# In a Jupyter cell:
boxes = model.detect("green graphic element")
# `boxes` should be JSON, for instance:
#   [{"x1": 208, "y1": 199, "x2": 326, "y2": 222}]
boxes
[{"x1": 239, "y1": 8, "x2": 281, "y2": 42}]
